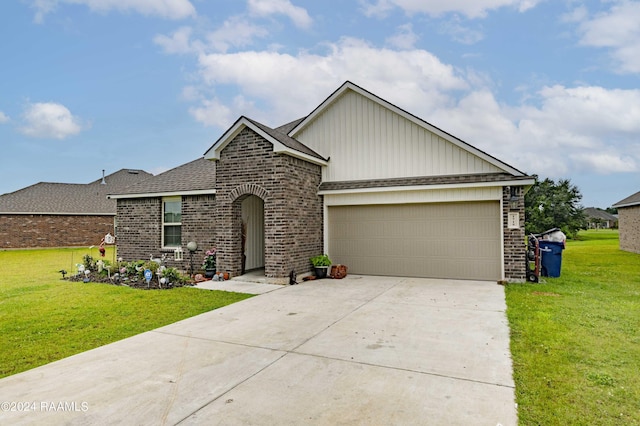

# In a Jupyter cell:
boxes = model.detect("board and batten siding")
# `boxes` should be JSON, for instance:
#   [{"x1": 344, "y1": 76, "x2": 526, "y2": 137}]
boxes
[{"x1": 295, "y1": 90, "x2": 502, "y2": 182}]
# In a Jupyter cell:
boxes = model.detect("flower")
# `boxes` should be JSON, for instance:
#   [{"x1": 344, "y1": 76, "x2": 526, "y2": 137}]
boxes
[{"x1": 203, "y1": 248, "x2": 217, "y2": 270}]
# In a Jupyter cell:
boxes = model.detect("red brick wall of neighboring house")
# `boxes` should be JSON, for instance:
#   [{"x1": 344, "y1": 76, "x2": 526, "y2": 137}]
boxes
[
  {"x1": 0, "y1": 214, "x2": 114, "y2": 249},
  {"x1": 618, "y1": 205, "x2": 640, "y2": 254}
]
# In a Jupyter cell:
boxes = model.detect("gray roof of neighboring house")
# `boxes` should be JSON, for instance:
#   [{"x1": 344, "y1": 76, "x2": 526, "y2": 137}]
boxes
[
  {"x1": 108, "y1": 158, "x2": 216, "y2": 197},
  {"x1": 0, "y1": 169, "x2": 151, "y2": 215},
  {"x1": 583, "y1": 207, "x2": 618, "y2": 221},
  {"x1": 612, "y1": 190, "x2": 640, "y2": 208}
]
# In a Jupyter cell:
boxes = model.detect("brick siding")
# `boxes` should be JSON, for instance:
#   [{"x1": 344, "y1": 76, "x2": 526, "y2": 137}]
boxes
[
  {"x1": 215, "y1": 127, "x2": 323, "y2": 278},
  {"x1": 502, "y1": 186, "x2": 526, "y2": 281},
  {"x1": 618, "y1": 205, "x2": 640, "y2": 254},
  {"x1": 0, "y1": 214, "x2": 114, "y2": 249},
  {"x1": 115, "y1": 195, "x2": 216, "y2": 272}
]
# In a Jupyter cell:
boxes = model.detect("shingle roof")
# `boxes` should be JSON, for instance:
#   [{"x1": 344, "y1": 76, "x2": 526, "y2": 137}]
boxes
[
  {"x1": 612, "y1": 190, "x2": 640, "y2": 208},
  {"x1": 245, "y1": 117, "x2": 326, "y2": 161},
  {"x1": 0, "y1": 169, "x2": 152, "y2": 214},
  {"x1": 108, "y1": 158, "x2": 216, "y2": 196},
  {"x1": 583, "y1": 207, "x2": 618, "y2": 221},
  {"x1": 319, "y1": 173, "x2": 532, "y2": 192}
]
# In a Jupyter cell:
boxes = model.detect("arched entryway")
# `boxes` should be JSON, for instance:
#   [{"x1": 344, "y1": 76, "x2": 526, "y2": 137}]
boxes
[{"x1": 241, "y1": 195, "x2": 265, "y2": 274}]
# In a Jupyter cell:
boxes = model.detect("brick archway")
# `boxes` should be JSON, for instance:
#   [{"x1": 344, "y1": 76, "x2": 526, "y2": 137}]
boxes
[{"x1": 228, "y1": 184, "x2": 269, "y2": 203}]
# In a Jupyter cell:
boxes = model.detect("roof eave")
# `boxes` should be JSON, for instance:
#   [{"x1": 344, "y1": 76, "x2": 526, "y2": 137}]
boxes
[
  {"x1": 318, "y1": 177, "x2": 535, "y2": 195},
  {"x1": 108, "y1": 189, "x2": 216, "y2": 200}
]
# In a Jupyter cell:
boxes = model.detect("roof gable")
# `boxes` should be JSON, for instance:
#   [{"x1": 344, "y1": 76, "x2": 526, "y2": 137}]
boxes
[
  {"x1": 203, "y1": 116, "x2": 327, "y2": 166},
  {"x1": 290, "y1": 81, "x2": 526, "y2": 179},
  {"x1": 613, "y1": 190, "x2": 640, "y2": 208}
]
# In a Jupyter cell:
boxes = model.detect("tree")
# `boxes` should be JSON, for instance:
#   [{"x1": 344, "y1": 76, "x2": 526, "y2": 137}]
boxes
[{"x1": 525, "y1": 176, "x2": 587, "y2": 238}]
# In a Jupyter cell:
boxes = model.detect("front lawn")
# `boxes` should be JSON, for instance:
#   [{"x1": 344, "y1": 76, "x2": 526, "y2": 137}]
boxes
[
  {"x1": 0, "y1": 247, "x2": 253, "y2": 379},
  {"x1": 506, "y1": 229, "x2": 640, "y2": 425}
]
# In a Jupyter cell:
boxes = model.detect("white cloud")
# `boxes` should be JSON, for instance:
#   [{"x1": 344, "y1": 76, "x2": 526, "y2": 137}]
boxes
[
  {"x1": 570, "y1": 153, "x2": 637, "y2": 174},
  {"x1": 431, "y1": 84, "x2": 640, "y2": 177},
  {"x1": 0, "y1": 111, "x2": 9, "y2": 123},
  {"x1": 206, "y1": 16, "x2": 269, "y2": 53},
  {"x1": 31, "y1": 0, "x2": 196, "y2": 23},
  {"x1": 248, "y1": 0, "x2": 312, "y2": 29},
  {"x1": 20, "y1": 102, "x2": 84, "y2": 139},
  {"x1": 194, "y1": 37, "x2": 467, "y2": 125},
  {"x1": 154, "y1": 26, "x2": 200, "y2": 54},
  {"x1": 360, "y1": 0, "x2": 542, "y2": 19},
  {"x1": 385, "y1": 23, "x2": 419, "y2": 49},
  {"x1": 189, "y1": 96, "x2": 257, "y2": 128},
  {"x1": 155, "y1": 17, "x2": 269, "y2": 55},
  {"x1": 439, "y1": 15, "x2": 484, "y2": 44},
  {"x1": 576, "y1": 1, "x2": 640, "y2": 73}
]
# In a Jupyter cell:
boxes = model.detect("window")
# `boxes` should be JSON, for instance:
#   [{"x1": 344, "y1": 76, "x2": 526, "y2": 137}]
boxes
[{"x1": 163, "y1": 197, "x2": 182, "y2": 247}]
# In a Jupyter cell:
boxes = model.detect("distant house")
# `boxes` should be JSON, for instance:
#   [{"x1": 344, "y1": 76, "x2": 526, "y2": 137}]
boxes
[
  {"x1": 612, "y1": 191, "x2": 640, "y2": 254},
  {"x1": 109, "y1": 81, "x2": 535, "y2": 282},
  {"x1": 583, "y1": 207, "x2": 618, "y2": 229},
  {"x1": 0, "y1": 169, "x2": 151, "y2": 249}
]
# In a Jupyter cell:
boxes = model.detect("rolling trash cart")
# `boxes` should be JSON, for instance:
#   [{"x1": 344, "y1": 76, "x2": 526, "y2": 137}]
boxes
[
  {"x1": 526, "y1": 234, "x2": 541, "y2": 283},
  {"x1": 539, "y1": 240, "x2": 564, "y2": 277},
  {"x1": 537, "y1": 228, "x2": 566, "y2": 278}
]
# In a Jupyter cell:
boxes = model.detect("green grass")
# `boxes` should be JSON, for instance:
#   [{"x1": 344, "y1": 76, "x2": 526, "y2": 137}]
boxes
[
  {"x1": 506, "y1": 229, "x2": 640, "y2": 425},
  {"x1": 0, "y1": 247, "x2": 253, "y2": 379}
]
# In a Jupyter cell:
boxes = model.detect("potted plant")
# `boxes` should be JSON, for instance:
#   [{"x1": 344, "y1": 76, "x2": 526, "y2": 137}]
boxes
[
  {"x1": 202, "y1": 248, "x2": 217, "y2": 279},
  {"x1": 310, "y1": 254, "x2": 332, "y2": 279}
]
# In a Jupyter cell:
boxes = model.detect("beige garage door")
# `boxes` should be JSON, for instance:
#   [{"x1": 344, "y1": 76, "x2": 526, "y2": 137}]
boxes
[{"x1": 328, "y1": 202, "x2": 502, "y2": 280}]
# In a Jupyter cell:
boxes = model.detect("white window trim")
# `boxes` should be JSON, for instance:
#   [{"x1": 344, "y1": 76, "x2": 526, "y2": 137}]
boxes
[{"x1": 162, "y1": 196, "x2": 182, "y2": 248}]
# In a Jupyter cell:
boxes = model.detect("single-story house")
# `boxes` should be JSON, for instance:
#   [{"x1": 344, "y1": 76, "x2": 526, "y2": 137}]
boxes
[
  {"x1": 0, "y1": 169, "x2": 151, "y2": 249},
  {"x1": 612, "y1": 190, "x2": 640, "y2": 254},
  {"x1": 583, "y1": 207, "x2": 618, "y2": 229},
  {"x1": 109, "y1": 81, "x2": 534, "y2": 282}
]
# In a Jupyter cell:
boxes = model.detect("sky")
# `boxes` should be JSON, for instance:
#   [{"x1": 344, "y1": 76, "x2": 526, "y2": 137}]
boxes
[{"x1": 0, "y1": 0, "x2": 638, "y2": 208}]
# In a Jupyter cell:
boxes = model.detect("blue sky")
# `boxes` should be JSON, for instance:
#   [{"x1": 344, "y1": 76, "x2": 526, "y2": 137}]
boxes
[{"x1": 1, "y1": 0, "x2": 638, "y2": 208}]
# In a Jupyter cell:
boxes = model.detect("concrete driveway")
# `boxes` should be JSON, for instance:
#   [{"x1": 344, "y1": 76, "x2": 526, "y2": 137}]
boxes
[{"x1": 0, "y1": 276, "x2": 517, "y2": 425}]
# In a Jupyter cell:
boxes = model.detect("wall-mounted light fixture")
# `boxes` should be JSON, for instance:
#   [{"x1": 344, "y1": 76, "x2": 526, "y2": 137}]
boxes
[{"x1": 509, "y1": 186, "x2": 520, "y2": 210}]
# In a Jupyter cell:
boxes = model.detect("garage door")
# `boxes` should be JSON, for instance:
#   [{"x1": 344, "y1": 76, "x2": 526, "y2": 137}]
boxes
[{"x1": 328, "y1": 202, "x2": 502, "y2": 280}]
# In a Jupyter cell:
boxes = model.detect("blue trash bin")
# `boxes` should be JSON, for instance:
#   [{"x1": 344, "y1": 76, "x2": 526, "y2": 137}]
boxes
[{"x1": 539, "y1": 241, "x2": 564, "y2": 277}]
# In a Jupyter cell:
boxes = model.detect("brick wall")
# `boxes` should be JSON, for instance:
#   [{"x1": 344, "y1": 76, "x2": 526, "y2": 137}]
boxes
[
  {"x1": 115, "y1": 198, "x2": 161, "y2": 262},
  {"x1": 215, "y1": 127, "x2": 323, "y2": 278},
  {"x1": 0, "y1": 214, "x2": 114, "y2": 249},
  {"x1": 179, "y1": 194, "x2": 216, "y2": 271},
  {"x1": 618, "y1": 205, "x2": 640, "y2": 254},
  {"x1": 502, "y1": 186, "x2": 526, "y2": 281},
  {"x1": 115, "y1": 195, "x2": 216, "y2": 272}
]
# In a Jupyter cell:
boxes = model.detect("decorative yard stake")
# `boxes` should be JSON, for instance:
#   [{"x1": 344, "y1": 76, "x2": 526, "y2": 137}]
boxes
[{"x1": 144, "y1": 269, "x2": 152, "y2": 289}]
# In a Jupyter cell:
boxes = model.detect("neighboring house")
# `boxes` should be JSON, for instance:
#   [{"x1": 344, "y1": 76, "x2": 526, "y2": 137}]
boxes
[
  {"x1": 612, "y1": 190, "x2": 640, "y2": 254},
  {"x1": 583, "y1": 207, "x2": 618, "y2": 229},
  {"x1": 0, "y1": 169, "x2": 151, "y2": 249},
  {"x1": 110, "y1": 81, "x2": 535, "y2": 282}
]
